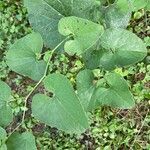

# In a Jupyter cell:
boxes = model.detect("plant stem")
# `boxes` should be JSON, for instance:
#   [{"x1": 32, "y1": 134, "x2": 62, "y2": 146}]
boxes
[{"x1": 8, "y1": 36, "x2": 70, "y2": 137}]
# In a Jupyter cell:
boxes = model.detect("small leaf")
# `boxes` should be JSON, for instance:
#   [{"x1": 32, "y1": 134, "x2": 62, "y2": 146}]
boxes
[
  {"x1": 6, "y1": 132, "x2": 36, "y2": 150},
  {"x1": 77, "y1": 70, "x2": 135, "y2": 111},
  {"x1": 58, "y1": 16, "x2": 104, "y2": 55},
  {"x1": 24, "y1": 0, "x2": 98, "y2": 49},
  {"x1": 32, "y1": 73, "x2": 89, "y2": 134},
  {"x1": 84, "y1": 28, "x2": 147, "y2": 70},
  {"x1": 0, "y1": 81, "x2": 13, "y2": 127},
  {"x1": 6, "y1": 32, "x2": 46, "y2": 81}
]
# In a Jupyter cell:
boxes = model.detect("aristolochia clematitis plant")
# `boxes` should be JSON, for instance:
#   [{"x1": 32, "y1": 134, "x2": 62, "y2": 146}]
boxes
[{"x1": 0, "y1": 0, "x2": 149, "y2": 149}]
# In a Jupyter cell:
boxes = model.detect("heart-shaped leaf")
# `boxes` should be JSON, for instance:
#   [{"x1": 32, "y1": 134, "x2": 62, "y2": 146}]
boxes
[
  {"x1": 77, "y1": 69, "x2": 135, "y2": 111},
  {"x1": 84, "y1": 28, "x2": 147, "y2": 70},
  {"x1": 58, "y1": 16, "x2": 104, "y2": 55},
  {"x1": 0, "y1": 81, "x2": 13, "y2": 127},
  {"x1": 6, "y1": 132, "x2": 36, "y2": 150},
  {"x1": 0, "y1": 127, "x2": 7, "y2": 150},
  {"x1": 32, "y1": 73, "x2": 89, "y2": 134},
  {"x1": 6, "y1": 32, "x2": 46, "y2": 81},
  {"x1": 24, "y1": 0, "x2": 98, "y2": 49}
]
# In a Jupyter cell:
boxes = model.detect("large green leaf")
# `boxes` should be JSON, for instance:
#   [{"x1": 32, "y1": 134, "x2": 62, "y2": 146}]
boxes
[
  {"x1": 102, "y1": 2, "x2": 131, "y2": 28},
  {"x1": 77, "y1": 70, "x2": 135, "y2": 111},
  {"x1": 58, "y1": 16, "x2": 104, "y2": 55},
  {"x1": 6, "y1": 132, "x2": 36, "y2": 150},
  {"x1": 24, "y1": 0, "x2": 97, "y2": 49},
  {"x1": 32, "y1": 73, "x2": 89, "y2": 134},
  {"x1": 6, "y1": 32, "x2": 46, "y2": 81},
  {"x1": 0, "y1": 127, "x2": 7, "y2": 150},
  {"x1": 0, "y1": 81, "x2": 13, "y2": 127},
  {"x1": 84, "y1": 28, "x2": 147, "y2": 70}
]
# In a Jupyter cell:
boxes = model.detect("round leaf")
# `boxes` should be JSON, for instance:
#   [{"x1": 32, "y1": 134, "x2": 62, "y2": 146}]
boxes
[
  {"x1": 32, "y1": 74, "x2": 89, "y2": 134},
  {"x1": 6, "y1": 32, "x2": 46, "y2": 81}
]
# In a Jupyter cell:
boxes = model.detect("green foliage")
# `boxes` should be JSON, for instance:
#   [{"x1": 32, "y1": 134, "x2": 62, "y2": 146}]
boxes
[
  {"x1": 77, "y1": 70, "x2": 135, "y2": 111},
  {"x1": 58, "y1": 16, "x2": 104, "y2": 55},
  {"x1": 6, "y1": 132, "x2": 36, "y2": 150},
  {"x1": 0, "y1": 127, "x2": 7, "y2": 150},
  {"x1": 24, "y1": 0, "x2": 97, "y2": 49},
  {"x1": 6, "y1": 32, "x2": 46, "y2": 81},
  {"x1": 102, "y1": 1, "x2": 131, "y2": 28},
  {"x1": 32, "y1": 73, "x2": 89, "y2": 134},
  {"x1": 0, "y1": 128, "x2": 36, "y2": 150},
  {"x1": 83, "y1": 28, "x2": 147, "y2": 70},
  {"x1": 0, "y1": 0, "x2": 149, "y2": 149},
  {"x1": 130, "y1": 0, "x2": 148, "y2": 11},
  {"x1": 0, "y1": 81, "x2": 13, "y2": 127}
]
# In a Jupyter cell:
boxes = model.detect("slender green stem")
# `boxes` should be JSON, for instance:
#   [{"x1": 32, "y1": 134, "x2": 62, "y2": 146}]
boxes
[{"x1": 8, "y1": 36, "x2": 70, "y2": 137}]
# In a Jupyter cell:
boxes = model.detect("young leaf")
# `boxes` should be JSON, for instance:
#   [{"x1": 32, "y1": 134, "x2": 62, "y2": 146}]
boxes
[
  {"x1": 58, "y1": 16, "x2": 104, "y2": 55},
  {"x1": 6, "y1": 32, "x2": 46, "y2": 81},
  {"x1": 6, "y1": 132, "x2": 37, "y2": 150},
  {"x1": 24, "y1": 0, "x2": 98, "y2": 49},
  {"x1": 102, "y1": 2, "x2": 131, "y2": 28},
  {"x1": 0, "y1": 127, "x2": 7, "y2": 150},
  {"x1": 0, "y1": 81, "x2": 13, "y2": 127},
  {"x1": 84, "y1": 28, "x2": 147, "y2": 70},
  {"x1": 32, "y1": 74, "x2": 89, "y2": 134},
  {"x1": 77, "y1": 70, "x2": 135, "y2": 111}
]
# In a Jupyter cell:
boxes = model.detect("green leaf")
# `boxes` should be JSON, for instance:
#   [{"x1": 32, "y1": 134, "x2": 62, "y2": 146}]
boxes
[
  {"x1": 6, "y1": 132, "x2": 36, "y2": 150},
  {"x1": 102, "y1": 2, "x2": 131, "y2": 28},
  {"x1": 77, "y1": 70, "x2": 135, "y2": 111},
  {"x1": 84, "y1": 28, "x2": 147, "y2": 70},
  {"x1": 58, "y1": 16, "x2": 104, "y2": 55},
  {"x1": 24, "y1": 0, "x2": 98, "y2": 49},
  {"x1": 145, "y1": 0, "x2": 150, "y2": 11},
  {"x1": 0, "y1": 127, "x2": 7, "y2": 150},
  {"x1": 32, "y1": 73, "x2": 89, "y2": 134},
  {"x1": 116, "y1": 0, "x2": 130, "y2": 13},
  {"x1": 6, "y1": 32, "x2": 46, "y2": 81},
  {"x1": 76, "y1": 69, "x2": 95, "y2": 111},
  {"x1": 129, "y1": 0, "x2": 148, "y2": 11},
  {"x1": 0, "y1": 127, "x2": 7, "y2": 140},
  {"x1": 0, "y1": 81, "x2": 13, "y2": 127}
]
